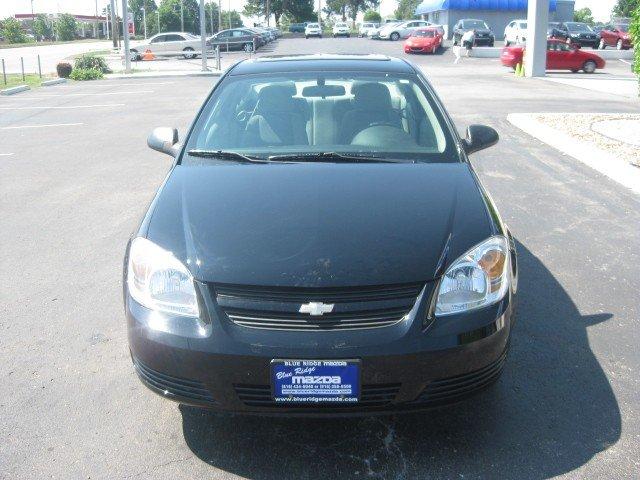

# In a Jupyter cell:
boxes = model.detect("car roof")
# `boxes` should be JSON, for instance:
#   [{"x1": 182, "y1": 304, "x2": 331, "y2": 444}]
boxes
[{"x1": 229, "y1": 54, "x2": 415, "y2": 76}]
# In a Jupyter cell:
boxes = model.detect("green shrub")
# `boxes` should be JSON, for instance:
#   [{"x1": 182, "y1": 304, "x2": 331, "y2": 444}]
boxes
[
  {"x1": 631, "y1": 7, "x2": 639, "y2": 76},
  {"x1": 56, "y1": 62, "x2": 73, "y2": 78},
  {"x1": 74, "y1": 54, "x2": 111, "y2": 73},
  {"x1": 69, "y1": 67, "x2": 104, "y2": 81}
]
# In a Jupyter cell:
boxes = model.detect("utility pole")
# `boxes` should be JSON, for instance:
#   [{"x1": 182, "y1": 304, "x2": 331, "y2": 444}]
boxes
[
  {"x1": 142, "y1": 4, "x2": 147, "y2": 39},
  {"x1": 122, "y1": 0, "x2": 131, "y2": 73},
  {"x1": 94, "y1": 0, "x2": 98, "y2": 38},
  {"x1": 199, "y1": 0, "x2": 208, "y2": 71},
  {"x1": 317, "y1": 0, "x2": 321, "y2": 25},
  {"x1": 218, "y1": 0, "x2": 222, "y2": 30},
  {"x1": 157, "y1": 10, "x2": 160, "y2": 32},
  {"x1": 180, "y1": 0, "x2": 184, "y2": 32},
  {"x1": 228, "y1": 0, "x2": 231, "y2": 28},
  {"x1": 110, "y1": 0, "x2": 118, "y2": 48}
]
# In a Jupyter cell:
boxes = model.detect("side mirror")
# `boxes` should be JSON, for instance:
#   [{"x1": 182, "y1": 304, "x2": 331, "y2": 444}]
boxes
[
  {"x1": 462, "y1": 125, "x2": 499, "y2": 155},
  {"x1": 147, "y1": 127, "x2": 180, "y2": 157}
]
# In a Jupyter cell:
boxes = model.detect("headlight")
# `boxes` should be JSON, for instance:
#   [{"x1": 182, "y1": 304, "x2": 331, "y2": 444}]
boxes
[
  {"x1": 127, "y1": 237, "x2": 200, "y2": 317},
  {"x1": 435, "y1": 236, "x2": 509, "y2": 316}
]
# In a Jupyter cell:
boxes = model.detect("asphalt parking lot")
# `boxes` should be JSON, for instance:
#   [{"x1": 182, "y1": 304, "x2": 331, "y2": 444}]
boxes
[{"x1": 1, "y1": 38, "x2": 639, "y2": 479}]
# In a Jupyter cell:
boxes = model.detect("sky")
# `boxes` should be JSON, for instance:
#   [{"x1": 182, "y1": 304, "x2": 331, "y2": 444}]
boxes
[{"x1": 0, "y1": 0, "x2": 619, "y2": 23}]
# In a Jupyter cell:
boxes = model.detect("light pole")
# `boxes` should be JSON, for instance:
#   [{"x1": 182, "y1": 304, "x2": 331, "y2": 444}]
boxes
[
  {"x1": 157, "y1": 10, "x2": 160, "y2": 32},
  {"x1": 266, "y1": 0, "x2": 270, "y2": 26},
  {"x1": 218, "y1": 0, "x2": 222, "y2": 31},
  {"x1": 94, "y1": 0, "x2": 99, "y2": 38},
  {"x1": 227, "y1": 0, "x2": 231, "y2": 29},
  {"x1": 209, "y1": 2, "x2": 214, "y2": 34},
  {"x1": 317, "y1": 0, "x2": 321, "y2": 26},
  {"x1": 122, "y1": 0, "x2": 131, "y2": 73},
  {"x1": 180, "y1": 0, "x2": 184, "y2": 32},
  {"x1": 199, "y1": 0, "x2": 208, "y2": 71}
]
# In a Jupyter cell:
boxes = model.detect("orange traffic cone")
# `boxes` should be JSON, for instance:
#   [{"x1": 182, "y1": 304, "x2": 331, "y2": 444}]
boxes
[{"x1": 142, "y1": 49, "x2": 155, "y2": 61}]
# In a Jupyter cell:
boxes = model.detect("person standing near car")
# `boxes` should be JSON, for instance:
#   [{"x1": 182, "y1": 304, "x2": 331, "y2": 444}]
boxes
[{"x1": 462, "y1": 29, "x2": 476, "y2": 56}]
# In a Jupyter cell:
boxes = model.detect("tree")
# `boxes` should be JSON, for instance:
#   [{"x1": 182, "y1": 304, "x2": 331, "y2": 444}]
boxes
[
  {"x1": 363, "y1": 9, "x2": 382, "y2": 22},
  {"x1": 221, "y1": 10, "x2": 243, "y2": 29},
  {"x1": 346, "y1": 0, "x2": 379, "y2": 27},
  {"x1": 33, "y1": 14, "x2": 53, "y2": 41},
  {"x1": 325, "y1": 0, "x2": 349, "y2": 21},
  {"x1": 1, "y1": 17, "x2": 27, "y2": 43},
  {"x1": 574, "y1": 7, "x2": 594, "y2": 24},
  {"x1": 286, "y1": 0, "x2": 315, "y2": 23},
  {"x1": 55, "y1": 13, "x2": 77, "y2": 41},
  {"x1": 394, "y1": 0, "x2": 420, "y2": 20},
  {"x1": 158, "y1": 0, "x2": 200, "y2": 33},
  {"x1": 243, "y1": 0, "x2": 314, "y2": 25},
  {"x1": 128, "y1": 0, "x2": 157, "y2": 37},
  {"x1": 613, "y1": 0, "x2": 640, "y2": 18}
]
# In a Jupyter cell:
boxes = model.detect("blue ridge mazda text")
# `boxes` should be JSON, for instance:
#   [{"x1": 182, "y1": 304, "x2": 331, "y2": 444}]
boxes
[{"x1": 124, "y1": 54, "x2": 518, "y2": 415}]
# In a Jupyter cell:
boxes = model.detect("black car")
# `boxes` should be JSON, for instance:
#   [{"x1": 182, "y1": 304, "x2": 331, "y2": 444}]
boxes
[
  {"x1": 125, "y1": 54, "x2": 518, "y2": 415},
  {"x1": 209, "y1": 28, "x2": 263, "y2": 52},
  {"x1": 453, "y1": 19, "x2": 495, "y2": 46},
  {"x1": 547, "y1": 22, "x2": 568, "y2": 40},
  {"x1": 289, "y1": 23, "x2": 307, "y2": 33},
  {"x1": 558, "y1": 22, "x2": 599, "y2": 48}
]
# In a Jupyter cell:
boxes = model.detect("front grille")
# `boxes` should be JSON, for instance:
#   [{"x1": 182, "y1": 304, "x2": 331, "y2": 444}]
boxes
[
  {"x1": 133, "y1": 358, "x2": 216, "y2": 404},
  {"x1": 234, "y1": 383, "x2": 401, "y2": 408},
  {"x1": 410, "y1": 349, "x2": 507, "y2": 406},
  {"x1": 212, "y1": 282, "x2": 424, "y2": 331}
]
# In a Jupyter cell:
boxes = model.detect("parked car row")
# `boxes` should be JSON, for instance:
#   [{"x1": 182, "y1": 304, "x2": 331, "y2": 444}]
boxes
[{"x1": 130, "y1": 26, "x2": 281, "y2": 59}]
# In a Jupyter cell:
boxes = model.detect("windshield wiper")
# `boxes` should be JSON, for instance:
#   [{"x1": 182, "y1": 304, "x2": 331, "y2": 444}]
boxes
[
  {"x1": 267, "y1": 152, "x2": 398, "y2": 163},
  {"x1": 187, "y1": 150, "x2": 268, "y2": 163}
]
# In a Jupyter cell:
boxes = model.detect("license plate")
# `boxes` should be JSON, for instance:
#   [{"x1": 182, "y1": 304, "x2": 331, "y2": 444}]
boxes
[{"x1": 271, "y1": 359, "x2": 360, "y2": 404}]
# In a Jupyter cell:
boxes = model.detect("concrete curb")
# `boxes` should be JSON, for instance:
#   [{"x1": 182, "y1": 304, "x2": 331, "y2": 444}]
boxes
[
  {"x1": 105, "y1": 70, "x2": 222, "y2": 80},
  {"x1": 507, "y1": 113, "x2": 640, "y2": 196},
  {"x1": 1, "y1": 85, "x2": 30, "y2": 96},
  {"x1": 42, "y1": 78, "x2": 67, "y2": 86}
]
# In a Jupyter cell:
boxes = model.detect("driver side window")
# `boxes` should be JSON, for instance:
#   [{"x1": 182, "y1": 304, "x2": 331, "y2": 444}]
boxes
[{"x1": 151, "y1": 35, "x2": 165, "y2": 43}]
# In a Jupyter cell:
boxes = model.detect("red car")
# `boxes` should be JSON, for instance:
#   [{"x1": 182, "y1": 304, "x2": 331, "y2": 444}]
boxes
[
  {"x1": 598, "y1": 24, "x2": 632, "y2": 50},
  {"x1": 501, "y1": 39, "x2": 605, "y2": 73},
  {"x1": 404, "y1": 28, "x2": 443, "y2": 54}
]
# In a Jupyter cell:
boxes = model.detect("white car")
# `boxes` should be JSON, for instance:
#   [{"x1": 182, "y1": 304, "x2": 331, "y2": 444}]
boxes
[
  {"x1": 504, "y1": 19, "x2": 528, "y2": 45},
  {"x1": 332, "y1": 22, "x2": 351, "y2": 37},
  {"x1": 130, "y1": 32, "x2": 208, "y2": 60},
  {"x1": 378, "y1": 20, "x2": 434, "y2": 41},
  {"x1": 305, "y1": 23, "x2": 322, "y2": 39},
  {"x1": 359, "y1": 22, "x2": 378, "y2": 37}
]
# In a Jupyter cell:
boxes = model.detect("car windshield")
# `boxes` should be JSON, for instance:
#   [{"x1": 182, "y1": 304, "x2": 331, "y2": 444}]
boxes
[
  {"x1": 566, "y1": 23, "x2": 591, "y2": 32},
  {"x1": 617, "y1": 24, "x2": 629, "y2": 32},
  {"x1": 462, "y1": 20, "x2": 488, "y2": 29},
  {"x1": 183, "y1": 72, "x2": 455, "y2": 163},
  {"x1": 307, "y1": 23, "x2": 319, "y2": 28},
  {"x1": 414, "y1": 30, "x2": 436, "y2": 37}
]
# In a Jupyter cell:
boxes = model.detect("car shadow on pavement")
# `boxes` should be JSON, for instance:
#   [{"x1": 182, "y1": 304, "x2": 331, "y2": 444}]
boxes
[{"x1": 180, "y1": 241, "x2": 620, "y2": 479}]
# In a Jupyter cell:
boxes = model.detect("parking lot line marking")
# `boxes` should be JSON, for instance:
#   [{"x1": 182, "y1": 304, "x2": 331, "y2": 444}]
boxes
[
  {"x1": 619, "y1": 59, "x2": 632, "y2": 66},
  {"x1": 0, "y1": 153, "x2": 14, "y2": 156},
  {"x1": 1, "y1": 123, "x2": 84, "y2": 130},
  {"x1": 78, "y1": 82, "x2": 175, "y2": 86},
  {"x1": 0, "y1": 104, "x2": 125, "y2": 110},
  {"x1": 14, "y1": 91, "x2": 154, "y2": 98}
]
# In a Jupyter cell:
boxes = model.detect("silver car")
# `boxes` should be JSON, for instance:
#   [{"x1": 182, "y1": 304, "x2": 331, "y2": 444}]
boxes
[
  {"x1": 379, "y1": 20, "x2": 433, "y2": 41},
  {"x1": 131, "y1": 32, "x2": 210, "y2": 60}
]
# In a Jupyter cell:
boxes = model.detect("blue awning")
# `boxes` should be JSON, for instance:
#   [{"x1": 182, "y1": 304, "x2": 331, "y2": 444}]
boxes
[{"x1": 415, "y1": 0, "x2": 557, "y2": 15}]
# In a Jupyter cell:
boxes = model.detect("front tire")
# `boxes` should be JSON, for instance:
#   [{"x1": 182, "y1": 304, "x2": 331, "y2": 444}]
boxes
[
  {"x1": 305, "y1": 35, "x2": 309, "y2": 39},
  {"x1": 583, "y1": 60, "x2": 597, "y2": 74},
  {"x1": 129, "y1": 49, "x2": 139, "y2": 61},
  {"x1": 243, "y1": 43, "x2": 253, "y2": 52},
  {"x1": 182, "y1": 47, "x2": 196, "y2": 59},
  {"x1": 390, "y1": 32, "x2": 400, "y2": 41}
]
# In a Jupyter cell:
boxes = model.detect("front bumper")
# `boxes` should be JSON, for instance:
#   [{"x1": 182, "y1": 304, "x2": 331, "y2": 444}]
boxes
[{"x1": 127, "y1": 280, "x2": 516, "y2": 416}]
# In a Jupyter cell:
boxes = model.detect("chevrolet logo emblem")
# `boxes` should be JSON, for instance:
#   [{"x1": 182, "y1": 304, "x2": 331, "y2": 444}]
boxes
[{"x1": 299, "y1": 302, "x2": 334, "y2": 316}]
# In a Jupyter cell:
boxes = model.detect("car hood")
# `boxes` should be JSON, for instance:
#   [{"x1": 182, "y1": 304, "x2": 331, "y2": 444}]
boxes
[
  {"x1": 473, "y1": 28, "x2": 493, "y2": 35},
  {"x1": 144, "y1": 162, "x2": 495, "y2": 287}
]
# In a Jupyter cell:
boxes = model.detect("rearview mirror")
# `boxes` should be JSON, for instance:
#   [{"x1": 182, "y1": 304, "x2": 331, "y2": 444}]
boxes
[
  {"x1": 302, "y1": 84, "x2": 346, "y2": 98},
  {"x1": 462, "y1": 125, "x2": 499, "y2": 155},
  {"x1": 147, "y1": 127, "x2": 179, "y2": 157}
]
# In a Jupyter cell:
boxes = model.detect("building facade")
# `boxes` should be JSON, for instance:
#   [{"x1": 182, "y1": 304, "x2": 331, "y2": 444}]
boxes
[{"x1": 415, "y1": 0, "x2": 575, "y2": 39}]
